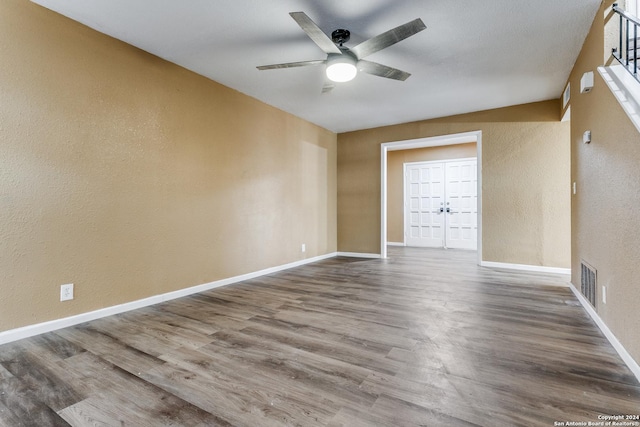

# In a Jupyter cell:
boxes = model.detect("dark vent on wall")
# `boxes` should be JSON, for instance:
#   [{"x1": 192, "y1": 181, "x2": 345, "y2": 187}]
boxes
[{"x1": 581, "y1": 261, "x2": 597, "y2": 308}]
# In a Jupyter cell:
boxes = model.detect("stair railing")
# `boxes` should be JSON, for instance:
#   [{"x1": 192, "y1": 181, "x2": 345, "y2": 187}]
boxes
[{"x1": 612, "y1": 3, "x2": 640, "y2": 81}]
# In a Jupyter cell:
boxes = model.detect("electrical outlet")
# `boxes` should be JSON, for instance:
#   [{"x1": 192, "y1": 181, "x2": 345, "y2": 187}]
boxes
[
  {"x1": 301, "y1": 243, "x2": 306, "y2": 253},
  {"x1": 602, "y1": 285, "x2": 606, "y2": 304},
  {"x1": 60, "y1": 283, "x2": 74, "y2": 301}
]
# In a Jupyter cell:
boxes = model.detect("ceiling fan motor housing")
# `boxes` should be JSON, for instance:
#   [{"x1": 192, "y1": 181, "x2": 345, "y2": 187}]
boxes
[{"x1": 331, "y1": 29, "x2": 350, "y2": 45}]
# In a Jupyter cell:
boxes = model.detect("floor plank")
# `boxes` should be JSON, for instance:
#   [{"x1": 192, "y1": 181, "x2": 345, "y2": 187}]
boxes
[{"x1": 0, "y1": 246, "x2": 638, "y2": 426}]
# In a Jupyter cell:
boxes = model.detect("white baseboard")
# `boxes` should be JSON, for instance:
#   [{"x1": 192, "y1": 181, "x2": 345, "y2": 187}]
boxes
[
  {"x1": 387, "y1": 242, "x2": 405, "y2": 247},
  {"x1": 480, "y1": 260, "x2": 571, "y2": 276},
  {"x1": 336, "y1": 252, "x2": 381, "y2": 259},
  {"x1": 569, "y1": 283, "x2": 640, "y2": 383},
  {"x1": 0, "y1": 252, "x2": 337, "y2": 346}
]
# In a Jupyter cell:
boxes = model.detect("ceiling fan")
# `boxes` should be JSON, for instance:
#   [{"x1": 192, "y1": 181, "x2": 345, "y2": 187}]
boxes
[{"x1": 257, "y1": 12, "x2": 426, "y2": 92}]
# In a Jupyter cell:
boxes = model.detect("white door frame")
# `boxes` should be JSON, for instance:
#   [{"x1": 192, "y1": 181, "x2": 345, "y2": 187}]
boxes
[
  {"x1": 403, "y1": 157, "x2": 478, "y2": 249},
  {"x1": 380, "y1": 131, "x2": 483, "y2": 265}
]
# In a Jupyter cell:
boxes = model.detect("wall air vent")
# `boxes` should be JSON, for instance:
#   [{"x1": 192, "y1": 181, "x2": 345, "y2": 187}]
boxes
[
  {"x1": 563, "y1": 82, "x2": 570, "y2": 108},
  {"x1": 580, "y1": 260, "x2": 597, "y2": 308}
]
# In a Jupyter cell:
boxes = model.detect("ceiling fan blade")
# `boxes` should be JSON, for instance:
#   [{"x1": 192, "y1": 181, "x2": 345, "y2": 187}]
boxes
[
  {"x1": 289, "y1": 12, "x2": 342, "y2": 55},
  {"x1": 358, "y1": 60, "x2": 411, "y2": 81},
  {"x1": 257, "y1": 59, "x2": 326, "y2": 70},
  {"x1": 351, "y1": 18, "x2": 426, "y2": 59},
  {"x1": 322, "y1": 82, "x2": 335, "y2": 93}
]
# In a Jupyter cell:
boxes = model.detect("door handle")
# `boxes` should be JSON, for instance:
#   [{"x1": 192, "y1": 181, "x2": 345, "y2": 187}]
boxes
[
  {"x1": 439, "y1": 207, "x2": 444, "y2": 213},
  {"x1": 446, "y1": 207, "x2": 451, "y2": 213}
]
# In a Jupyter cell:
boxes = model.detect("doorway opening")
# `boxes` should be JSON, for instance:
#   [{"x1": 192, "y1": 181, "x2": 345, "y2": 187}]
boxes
[{"x1": 380, "y1": 131, "x2": 482, "y2": 263}]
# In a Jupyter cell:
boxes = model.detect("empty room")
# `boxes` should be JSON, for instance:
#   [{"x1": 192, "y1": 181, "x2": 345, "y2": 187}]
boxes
[{"x1": 1, "y1": 0, "x2": 639, "y2": 426}]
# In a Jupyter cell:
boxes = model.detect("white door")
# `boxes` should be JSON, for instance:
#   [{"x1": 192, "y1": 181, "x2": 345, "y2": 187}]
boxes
[
  {"x1": 445, "y1": 160, "x2": 477, "y2": 250},
  {"x1": 404, "y1": 163, "x2": 445, "y2": 247},
  {"x1": 404, "y1": 158, "x2": 477, "y2": 250}
]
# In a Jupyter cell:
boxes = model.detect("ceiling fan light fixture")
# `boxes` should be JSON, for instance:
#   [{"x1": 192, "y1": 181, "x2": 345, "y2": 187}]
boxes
[{"x1": 326, "y1": 54, "x2": 357, "y2": 82}]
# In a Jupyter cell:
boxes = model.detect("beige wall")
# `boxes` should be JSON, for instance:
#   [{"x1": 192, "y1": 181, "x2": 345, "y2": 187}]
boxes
[
  {"x1": 387, "y1": 143, "x2": 477, "y2": 243},
  {"x1": 338, "y1": 100, "x2": 571, "y2": 267},
  {"x1": 0, "y1": 0, "x2": 336, "y2": 332},
  {"x1": 568, "y1": 0, "x2": 640, "y2": 363}
]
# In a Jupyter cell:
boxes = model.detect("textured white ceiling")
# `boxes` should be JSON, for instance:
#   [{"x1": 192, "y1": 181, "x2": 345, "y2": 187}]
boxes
[{"x1": 31, "y1": 0, "x2": 600, "y2": 133}]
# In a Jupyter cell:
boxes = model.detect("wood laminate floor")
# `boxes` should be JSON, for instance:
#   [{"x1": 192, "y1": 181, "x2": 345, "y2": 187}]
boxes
[{"x1": 0, "y1": 247, "x2": 639, "y2": 426}]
